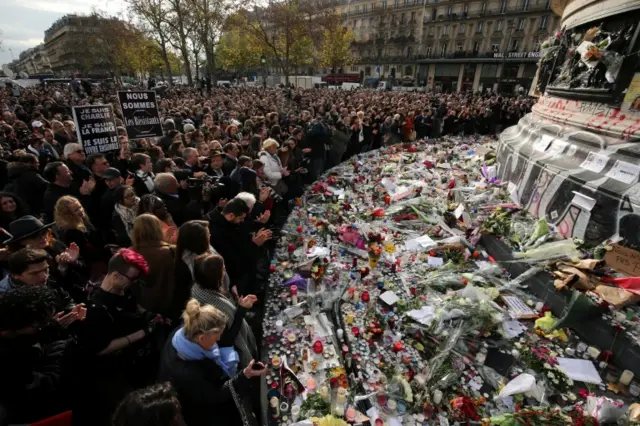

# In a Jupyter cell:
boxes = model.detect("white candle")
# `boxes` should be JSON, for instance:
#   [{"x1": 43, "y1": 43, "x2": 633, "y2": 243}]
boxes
[
  {"x1": 337, "y1": 328, "x2": 344, "y2": 340},
  {"x1": 615, "y1": 311, "x2": 627, "y2": 322},
  {"x1": 587, "y1": 346, "x2": 600, "y2": 359},
  {"x1": 291, "y1": 404, "x2": 300, "y2": 422},
  {"x1": 565, "y1": 348, "x2": 575, "y2": 356},
  {"x1": 275, "y1": 320, "x2": 283, "y2": 332},
  {"x1": 535, "y1": 302, "x2": 544, "y2": 311},
  {"x1": 270, "y1": 397, "x2": 280, "y2": 417},
  {"x1": 319, "y1": 386, "x2": 329, "y2": 402},
  {"x1": 387, "y1": 399, "x2": 397, "y2": 412},
  {"x1": 433, "y1": 389, "x2": 443, "y2": 405},
  {"x1": 620, "y1": 370, "x2": 634, "y2": 386}
]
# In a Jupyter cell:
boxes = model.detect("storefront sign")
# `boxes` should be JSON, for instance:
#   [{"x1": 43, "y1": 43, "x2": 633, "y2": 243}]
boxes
[{"x1": 493, "y1": 52, "x2": 542, "y2": 59}]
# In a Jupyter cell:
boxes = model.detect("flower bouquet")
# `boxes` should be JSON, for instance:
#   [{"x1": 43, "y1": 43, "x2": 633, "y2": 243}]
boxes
[{"x1": 368, "y1": 243, "x2": 383, "y2": 269}]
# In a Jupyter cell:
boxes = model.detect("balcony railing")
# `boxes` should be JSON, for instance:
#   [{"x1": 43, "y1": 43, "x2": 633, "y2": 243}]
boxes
[
  {"x1": 355, "y1": 49, "x2": 533, "y2": 63},
  {"x1": 420, "y1": 3, "x2": 550, "y2": 22}
]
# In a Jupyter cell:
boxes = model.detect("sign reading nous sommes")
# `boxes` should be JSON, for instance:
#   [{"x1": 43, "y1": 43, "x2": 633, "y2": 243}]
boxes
[
  {"x1": 72, "y1": 104, "x2": 120, "y2": 154},
  {"x1": 118, "y1": 90, "x2": 163, "y2": 139}
]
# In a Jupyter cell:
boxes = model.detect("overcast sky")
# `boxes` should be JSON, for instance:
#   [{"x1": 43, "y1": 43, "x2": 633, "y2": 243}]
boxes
[{"x1": 1, "y1": 0, "x2": 126, "y2": 66}]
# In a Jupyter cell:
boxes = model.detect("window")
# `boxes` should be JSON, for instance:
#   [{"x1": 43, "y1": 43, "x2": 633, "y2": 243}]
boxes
[
  {"x1": 518, "y1": 18, "x2": 525, "y2": 30},
  {"x1": 382, "y1": 0, "x2": 387, "y2": 8},
  {"x1": 356, "y1": 5, "x2": 360, "y2": 12},
  {"x1": 443, "y1": 25, "x2": 450, "y2": 35},
  {"x1": 491, "y1": 40, "x2": 500, "y2": 51},
  {"x1": 372, "y1": 2, "x2": 375, "y2": 9},
  {"x1": 351, "y1": 65, "x2": 359, "y2": 72},
  {"x1": 440, "y1": 43, "x2": 447, "y2": 56},
  {"x1": 404, "y1": 0, "x2": 409, "y2": 4},
  {"x1": 522, "y1": 0, "x2": 529, "y2": 11},
  {"x1": 497, "y1": 20, "x2": 503, "y2": 31},
  {"x1": 363, "y1": 4, "x2": 368, "y2": 11},
  {"x1": 463, "y1": 4, "x2": 468, "y2": 14},
  {"x1": 473, "y1": 41, "x2": 480, "y2": 52},
  {"x1": 411, "y1": 11, "x2": 416, "y2": 21},
  {"x1": 481, "y1": 2, "x2": 487, "y2": 13},
  {"x1": 407, "y1": 47, "x2": 413, "y2": 57},
  {"x1": 394, "y1": 0, "x2": 398, "y2": 8},
  {"x1": 429, "y1": 26, "x2": 435, "y2": 35},
  {"x1": 476, "y1": 22, "x2": 483, "y2": 33},
  {"x1": 511, "y1": 39, "x2": 520, "y2": 51},
  {"x1": 540, "y1": 15, "x2": 548, "y2": 29},
  {"x1": 500, "y1": 0, "x2": 507, "y2": 12},
  {"x1": 431, "y1": 8, "x2": 437, "y2": 20},
  {"x1": 400, "y1": 13, "x2": 405, "y2": 23},
  {"x1": 545, "y1": 0, "x2": 550, "y2": 8},
  {"x1": 384, "y1": 65, "x2": 389, "y2": 72},
  {"x1": 459, "y1": 23, "x2": 465, "y2": 33},
  {"x1": 447, "y1": 6, "x2": 452, "y2": 15},
  {"x1": 457, "y1": 43, "x2": 463, "y2": 51},
  {"x1": 425, "y1": 46, "x2": 432, "y2": 55}
]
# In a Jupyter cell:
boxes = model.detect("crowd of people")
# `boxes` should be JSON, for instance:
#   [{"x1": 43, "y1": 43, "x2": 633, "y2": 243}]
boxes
[{"x1": 0, "y1": 80, "x2": 532, "y2": 426}]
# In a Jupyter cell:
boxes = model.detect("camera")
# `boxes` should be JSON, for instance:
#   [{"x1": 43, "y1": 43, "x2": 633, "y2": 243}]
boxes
[
  {"x1": 261, "y1": 183, "x2": 283, "y2": 203},
  {"x1": 188, "y1": 175, "x2": 224, "y2": 198}
]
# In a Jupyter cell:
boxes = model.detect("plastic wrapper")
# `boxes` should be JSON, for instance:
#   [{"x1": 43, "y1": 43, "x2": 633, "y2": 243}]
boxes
[
  {"x1": 426, "y1": 322, "x2": 464, "y2": 389},
  {"x1": 498, "y1": 265, "x2": 544, "y2": 293},
  {"x1": 477, "y1": 365, "x2": 506, "y2": 390},
  {"x1": 497, "y1": 373, "x2": 546, "y2": 403},
  {"x1": 513, "y1": 239, "x2": 581, "y2": 262},
  {"x1": 584, "y1": 395, "x2": 625, "y2": 423}
]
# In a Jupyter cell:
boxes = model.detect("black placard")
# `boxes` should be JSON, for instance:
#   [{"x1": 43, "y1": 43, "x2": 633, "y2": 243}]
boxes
[
  {"x1": 72, "y1": 104, "x2": 120, "y2": 154},
  {"x1": 118, "y1": 90, "x2": 163, "y2": 139}
]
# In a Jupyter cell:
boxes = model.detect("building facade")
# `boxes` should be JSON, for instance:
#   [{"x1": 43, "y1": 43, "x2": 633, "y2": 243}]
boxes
[
  {"x1": 44, "y1": 14, "x2": 107, "y2": 76},
  {"x1": 14, "y1": 44, "x2": 52, "y2": 76},
  {"x1": 339, "y1": 0, "x2": 561, "y2": 93}
]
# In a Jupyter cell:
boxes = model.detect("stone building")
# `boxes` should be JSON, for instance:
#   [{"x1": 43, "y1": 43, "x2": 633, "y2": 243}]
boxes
[{"x1": 341, "y1": 0, "x2": 561, "y2": 92}]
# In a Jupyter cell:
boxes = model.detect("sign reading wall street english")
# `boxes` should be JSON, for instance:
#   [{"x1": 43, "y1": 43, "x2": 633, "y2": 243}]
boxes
[
  {"x1": 118, "y1": 90, "x2": 163, "y2": 139},
  {"x1": 72, "y1": 105, "x2": 119, "y2": 154}
]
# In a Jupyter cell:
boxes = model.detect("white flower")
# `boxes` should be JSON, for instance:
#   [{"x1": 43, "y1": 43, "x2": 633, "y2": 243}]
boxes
[
  {"x1": 543, "y1": 363, "x2": 551, "y2": 369},
  {"x1": 553, "y1": 379, "x2": 559, "y2": 384},
  {"x1": 567, "y1": 378, "x2": 574, "y2": 386},
  {"x1": 514, "y1": 342, "x2": 522, "y2": 349},
  {"x1": 547, "y1": 372, "x2": 555, "y2": 379}
]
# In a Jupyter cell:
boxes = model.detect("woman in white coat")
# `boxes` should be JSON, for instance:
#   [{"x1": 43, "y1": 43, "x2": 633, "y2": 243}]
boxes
[{"x1": 258, "y1": 138, "x2": 289, "y2": 194}]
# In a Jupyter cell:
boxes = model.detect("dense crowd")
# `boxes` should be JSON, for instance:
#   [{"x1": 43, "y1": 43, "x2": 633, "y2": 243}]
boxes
[{"x1": 0, "y1": 81, "x2": 532, "y2": 426}]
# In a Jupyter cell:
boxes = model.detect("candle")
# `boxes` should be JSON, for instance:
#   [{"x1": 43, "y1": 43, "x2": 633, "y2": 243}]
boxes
[
  {"x1": 587, "y1": 346, "x2": 601, "y2": 359},
  {"x1": 387, "y1": 398, "x2": 397, "y2": 412},
  {"x1": 280, "y1": 402, "x2": 289, "y2": 413},
  {"x1": 290, "y1": 285, "x2": 298, "y2": 305},
  {"x1": 433, "y1": 389, "x2": 443, "y2": 405},
  {"x1": 476, "y1": 348, "x2": 487, "y2": 365},
  {"x1": 291, "y1": 404, "x2": 301, "y2": 422},
  {"x1": 353, "y1": 288, "x2": 360, "y2": 303},
  {"x1": 346, "y1": 312, "x2": 355, "y2": 324},
  {"x1": 319, "y1": 386, "x2": 330, "y2": 402},
  {"x1": 337, "y1": 328, "x2": 344, "y2": 340},
  {"x1": 630, "y1": 382, "x2": 640, "y2": 397},
  {"x1": 615, "y1": 311, "x2": 626, "y2": 322},
  {"x1": 287, "y1": 333, "x2": 296, "y2": 343},
  {"x1": 275, "y1": 320, "x2": 283, "y2": 332},
  {"x1": 270, "y1": 397, "x2": 280, "y2": 418},
  {"x1": 535, "y1": 301, "x2": 544, "y2": 311},
  {"x1": 620, "y1": 370, "x2": 634, "y2": 386},
  {"x1": 565, "y1": 348, "x2": 575, "y2": 357}
]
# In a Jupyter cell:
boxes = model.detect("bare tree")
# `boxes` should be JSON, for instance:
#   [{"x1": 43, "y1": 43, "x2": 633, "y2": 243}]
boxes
[
  {"x1": 188, "y1": 0, "x2": 228, "y2": 85},
  {"x1": 126, "y1": 0, "x2": 175, "y2": 85},
  {"x1": 165, "y1": 0, "x2": 194, "y2": 84}
]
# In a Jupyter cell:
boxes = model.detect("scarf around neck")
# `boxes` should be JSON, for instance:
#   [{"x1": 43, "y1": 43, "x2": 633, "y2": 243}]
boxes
[
  {"x1": 171, "y1": 327, "x2": 239, "y2": 377},
  {"x1": 114, "y1": 200, "x2": 138, "y2": 237}
]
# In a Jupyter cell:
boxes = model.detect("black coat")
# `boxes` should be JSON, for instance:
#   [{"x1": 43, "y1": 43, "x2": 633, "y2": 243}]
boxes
[
  {"x1": 157, "y1": 330, "x2": 253, "y2": 426},
  {"x1": 42, "y1": 183, "x2": 85, "y2": 223},
  {"x1": 222, "y1": 155, "x2": 237, "y2": 176},
  {"x1": 207, "y1": 208, "x2": 255, "y2": 293},
  {"x1": 0, "y1": 338, "x2": 71, "y2": 424},
  {"x1": 156, "y1": 191, "x2": 188, "y2": 227},
  {"x1": 65, "y1": 160, "x2": 93, "y2": 192},
  {"x1": 4, "y1": 163, "x2": 48, "y2": 215}
]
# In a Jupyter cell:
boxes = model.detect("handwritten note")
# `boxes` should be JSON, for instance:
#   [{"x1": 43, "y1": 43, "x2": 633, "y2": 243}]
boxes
[
  {"x1": 604, "y1": 244, "x2": 640, "y2": 276},
  {"x1": 605, "y1": 160, "x2": 640, "y2": 184},
  {"x1": 580, "y1": 152, "x2": 609, "y2": 173}
]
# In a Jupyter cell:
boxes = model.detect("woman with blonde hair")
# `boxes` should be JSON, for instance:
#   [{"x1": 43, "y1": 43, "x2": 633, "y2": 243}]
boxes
[
  {"x1": 158, "y1": 299, "x2": 265, "y2": 426},
  {"x1": 54, "y1": 195, "x2": 105, "y2": 272},
  {"x1": 131, "y1": 214, "x2": 177, "y2": 318}
]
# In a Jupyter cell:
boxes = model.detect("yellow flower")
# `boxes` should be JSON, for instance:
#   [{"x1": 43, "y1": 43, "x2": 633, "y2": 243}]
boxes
[{"x1": 310, "y1": 415, "x2": 349, "y2": 426}]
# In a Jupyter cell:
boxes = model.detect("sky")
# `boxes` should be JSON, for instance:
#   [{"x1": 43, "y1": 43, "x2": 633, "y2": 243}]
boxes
[{"x1": 0, "y1": 0, "x2": 126, "y2": 66}]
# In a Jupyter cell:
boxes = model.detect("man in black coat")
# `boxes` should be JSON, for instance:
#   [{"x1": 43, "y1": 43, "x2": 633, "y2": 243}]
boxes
[
  {"x1": 221, "y1": 143, "x2": 239, "y2": 176},
  {"x1": 154, "y1": 173, "x2": 188, "y2": 227},
  {"x1": 4, "y1": 154, "x2": 48, "y2": 215},
  {"x1": 63, "y1": 143, "x2": 93, "y2": 192},
  {"x1": 207, "y1": 199, "x2": 268, "y2": 295},
  {"x1": 42, "y1": 161, "x2": 94, "y2": 223},
  {"x1": 0, "y1": 286, "x2": 73, "y2": 425}
]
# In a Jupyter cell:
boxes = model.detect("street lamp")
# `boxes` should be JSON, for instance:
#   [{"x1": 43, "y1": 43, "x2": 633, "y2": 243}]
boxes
[{"x1": 260, "y1": 55, "x2": 266, "y2": 89}]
